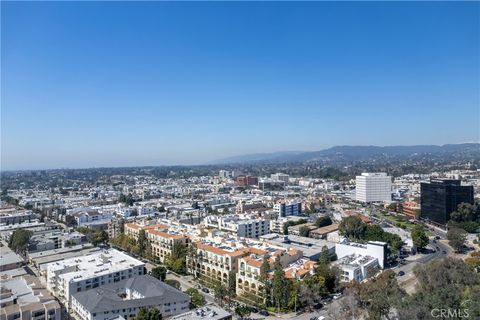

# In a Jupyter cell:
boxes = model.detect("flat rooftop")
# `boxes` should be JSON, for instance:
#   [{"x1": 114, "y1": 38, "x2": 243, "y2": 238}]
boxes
[
  {"x1": 47, "y1": 248, "x2": 144, "y2": 282},
  {"x1": 170, "y1": 304, "x2": 231, "y2": 320}
]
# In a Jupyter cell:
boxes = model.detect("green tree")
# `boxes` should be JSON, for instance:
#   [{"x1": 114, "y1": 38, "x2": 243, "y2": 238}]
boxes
[
  {"x1": 227, "y1": 272, "x2": 237, "y2": 299},
  {"x1": 151, "y1": 266, "x2": 167, "y2": 281},
  {"x1": 299, "y1": 226, "x2": 311, "y2": 237},
  {"x1": 65, "y1": 215, "x2": 77, "y2": 227},
  {"x1": 351, "y1": 270, "x2": 405, "y2": 320},
  {"x1": 315, "y1": 216, "x2": 333, "y2": 228},
  {"x1": 186, "y1": 288, "x2": 206, "y2": 308},
  {"x1": 315, "y1": 262, "x2": 340, "y2": 294},
  {"x1": 271, "y1": 257, "x2": 290, "y2": 312},
  {"x1": 339, "y1": 216, "x2": 366, "y2": 240},
  {"x1": 259, "y1": 255, "x2": 271, "y2": 306},
  {"x1": 134, "y1": 307, "x2": 162, "y2": 320},
  {"x1": 447, "y1": 227, "x2": 468, "y2": 252},
  {"x1": 213, "y1": 282, "x2": 228, "y2": 303},
  {"x1": 451, "y1": 202, "x2": 479, "y2": 222},
  {"x1": 165, "y1": 241, "x2": 187, "y2": 274},
  {"x1": 282, "y1": 219, "x2": 308, "y2": 235},
  {"x1": 164, "y1": 279, "x2": 181, "y2": 290},
  {"x1": 8, "y1": 229, "x2": 33, "y2": 255},
  {"x1": 92, "y1": 230, "x2": 109, "y2": 246},
  {"x1": 399, "y1": 258, "x2": 480, "y2": 319},
  {"x1": 235, "y1": 305, "x2": 251, "y2": 319},
  {"x1": 138, "y1": 229, "x2": 148, "y2": 256},
  {"x1": 411, "y1": 225, "x2": 429, "y2": 250}
]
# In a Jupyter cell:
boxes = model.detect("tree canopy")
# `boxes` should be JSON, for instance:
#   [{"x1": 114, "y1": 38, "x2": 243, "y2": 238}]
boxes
[
  {"x1": 411, "y1": 225, "x2": 429, "y2": 250},
  {"x1": 134, "y1": 307, "x2": 162, "y2": 320},
  {"x1": 447, "y1": 227, "x2": 468, "y2": 252},
  {"x1": 8, "y1": 229, "x2": 32, "y2": 255},
  {"x1": 315, "y1": 216, "x2": 333, "y2": 228},
  {"x1": 186, "y1": 288, "x2": 206, "y2": 308},
  {"x1": 151, "y1": 266, "x2": 167, "y2": 281}
]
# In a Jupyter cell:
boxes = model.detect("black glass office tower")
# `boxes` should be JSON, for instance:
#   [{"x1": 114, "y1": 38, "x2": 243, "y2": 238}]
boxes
[{"x1": 420, "y1": 179, "x2": 474, "y2": 225}]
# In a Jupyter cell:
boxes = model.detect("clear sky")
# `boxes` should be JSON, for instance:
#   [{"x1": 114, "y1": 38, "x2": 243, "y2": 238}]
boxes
[{"x1": 2, "y1": 1, "x2": 479, "y2": 170}]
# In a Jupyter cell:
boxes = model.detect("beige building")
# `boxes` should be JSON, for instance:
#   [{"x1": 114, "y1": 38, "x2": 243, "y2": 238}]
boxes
[
  {"x1": 0, "y1": 275, "x2": 62, "y2": 320},
  {"x1": 125, "y1": 222, "x2": 188, "y2": 263},
  {"x1": 236, "y1": 247, "x2": 306, "y2": 302}
]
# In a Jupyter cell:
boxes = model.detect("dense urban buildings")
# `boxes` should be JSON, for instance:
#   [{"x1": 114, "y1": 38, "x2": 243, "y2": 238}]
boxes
[{"x1": 1, "y1": 160, "x2": 479, "y2": 320}]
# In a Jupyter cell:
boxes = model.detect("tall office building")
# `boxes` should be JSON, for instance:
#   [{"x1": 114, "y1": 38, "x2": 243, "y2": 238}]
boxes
[
  {"x1": 420, "y1": 179, "x2": 474, "y2": 225},
  {"x1": 355, "y1": 173, "x2": 392, "y2": 203}
]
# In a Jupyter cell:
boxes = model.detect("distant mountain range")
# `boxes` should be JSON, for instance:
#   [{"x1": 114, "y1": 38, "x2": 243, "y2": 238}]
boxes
[{"x1": 210, "y1": 143, "x2": 480, "y2": 164}]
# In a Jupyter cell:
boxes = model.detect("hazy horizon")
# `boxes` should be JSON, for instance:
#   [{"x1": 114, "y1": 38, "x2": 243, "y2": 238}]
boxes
[
  {"x1": 1, "y1": 141, "x2": 478, "y2": 171},
  {"x1": 2, "y1": 2, "x2": 479, "y2": 170}
]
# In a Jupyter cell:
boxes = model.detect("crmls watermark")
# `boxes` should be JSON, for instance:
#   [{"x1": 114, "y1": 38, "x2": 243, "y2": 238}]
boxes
[{"x1": 431, "y1": 308, "x2": 470, "y2": 318}]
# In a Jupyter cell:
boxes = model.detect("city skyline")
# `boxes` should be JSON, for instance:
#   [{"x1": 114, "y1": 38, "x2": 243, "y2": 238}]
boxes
[{"x1": 2, "y1": 1, "x2": 479, "y2": 170}]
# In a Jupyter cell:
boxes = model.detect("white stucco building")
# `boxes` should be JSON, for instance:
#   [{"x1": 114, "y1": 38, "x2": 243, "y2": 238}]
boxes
[
  {"x1": 355, "y1": 172, "x2": 392, "y2": 203},
  {"x1": 46, "y1": 248, "x2": 145, "y2": 307}
]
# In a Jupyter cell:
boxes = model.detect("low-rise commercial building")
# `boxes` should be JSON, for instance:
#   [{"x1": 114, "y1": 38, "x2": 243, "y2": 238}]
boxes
[
  {"x1": 335, "y1": 241, "x2": 387, "y2": 269},
  {"x1": 171, "y1": 304, "x2": 232, "y2": 320},
  {"x1": 0, "y1": 241, "x2": 24, "y2": 272},
  {"x1": 335, "y1": 254, "x2": 379, "y2": 282}
]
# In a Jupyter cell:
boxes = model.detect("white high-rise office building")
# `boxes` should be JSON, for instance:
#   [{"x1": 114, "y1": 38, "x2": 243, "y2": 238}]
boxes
[{"x1": 355, "y1": 172, "x2": 392, "y2": 203}]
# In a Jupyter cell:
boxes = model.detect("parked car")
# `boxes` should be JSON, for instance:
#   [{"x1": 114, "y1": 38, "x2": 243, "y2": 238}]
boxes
[
  {"x1": 259, "y1": 310, "x2": 269, "y2": 316},
  {"x1": 201, "y1": 287, "x2": 209, "y2": 293},
  {"x1": 442, "y1": 250, "x2": 447, "y2": 254},
  {"x1": 397, "y1": 271, "x2": 405, "y2": 276},
  {"x1": 250, "y1": 307, "x2": 258, "y2": 313},
  {"x1": 435, "y1": 236, "x2": 441, "y2": 240},
  {"x1": 313, "y1": 303, "x2": 323, "y2": 309}
]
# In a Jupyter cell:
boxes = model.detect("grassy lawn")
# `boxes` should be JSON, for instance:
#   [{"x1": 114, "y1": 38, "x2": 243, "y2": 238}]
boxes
[{"x1": 376, "y1": 211, "x2": 416, "y2": 230}]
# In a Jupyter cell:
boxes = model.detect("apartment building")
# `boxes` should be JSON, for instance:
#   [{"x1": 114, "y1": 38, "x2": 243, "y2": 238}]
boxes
[
  {"x1": 71, "y1": 275, "x2": 190, "y2": 320},
  {"x1": 124, "y1": 222, "x2": 168, "y2": 240},
  {"x1": 0, "y1": 276, "x2": 62, "y2": 320},
  {"x1": 236, "y1": 201, "x2": 265, "y2": 213},
  {"x1": 46, "y1": 248, "x2": 145, "y2": 307},
  {"x1": 204, "y1": 215, "x2": 270, "y2": 238},
  {"x1": 273, "y1": 202, "x2": 302, "y2": 217},
  {"x1": 0, "y1": 208, "x2": 36, "y2": 226},
  {"x1": 70, "y1": 210, "x2": 113, "y2": 227},
  {"x1": 236, "y1": 246, "x2": 305, "y2": 301},
  {"x1": 148, "y1": 228, "x2": 189, "y2": 263},
  {"x1": 124, "y1": 222, "x2": 188, "y2": 263},
  {"x1": 187, "y1": 239, "x2": 257, "y2": 287}
]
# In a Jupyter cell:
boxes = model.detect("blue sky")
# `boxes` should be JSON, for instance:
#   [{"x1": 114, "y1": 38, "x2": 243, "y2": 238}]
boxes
[{"x1": 2, "y1": 1, "x2": 479, "y2": 170}]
